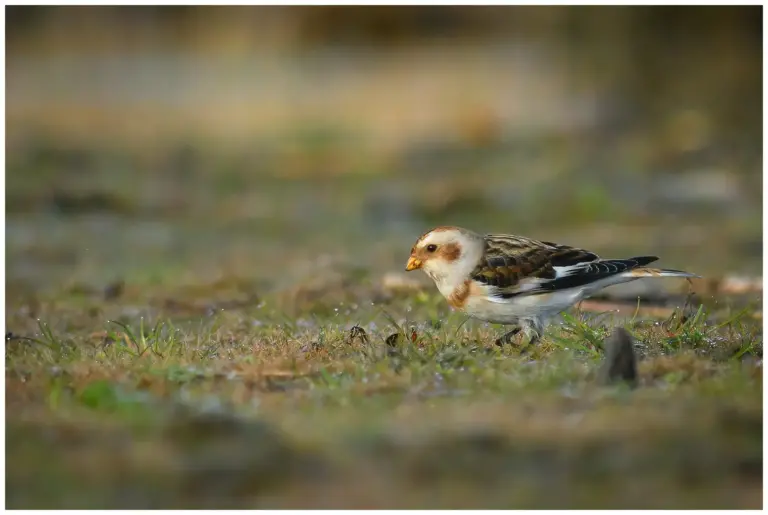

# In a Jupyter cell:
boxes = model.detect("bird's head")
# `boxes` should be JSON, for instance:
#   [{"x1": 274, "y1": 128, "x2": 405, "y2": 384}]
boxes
[{"x1": 405, "y1": 226, "x2": 484, "y2": 283}]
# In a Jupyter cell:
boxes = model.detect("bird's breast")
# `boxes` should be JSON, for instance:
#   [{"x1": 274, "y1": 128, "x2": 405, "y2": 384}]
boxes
[{"x1": 446, "y1": 279, "x2": 474, "y2": 308}]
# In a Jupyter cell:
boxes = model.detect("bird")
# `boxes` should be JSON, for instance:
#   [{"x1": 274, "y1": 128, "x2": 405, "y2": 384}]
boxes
[{"x1": 405, "y1": 226, "x2": 699, "y2": 346}]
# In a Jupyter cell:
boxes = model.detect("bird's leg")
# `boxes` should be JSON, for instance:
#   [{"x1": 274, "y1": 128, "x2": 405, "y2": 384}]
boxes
[
  {"x1": 495, "y1": 326, "x2": 522, "y2": 347},
  {"x1": 521, "y1": 318, "x2": 544, "y2": 349}
]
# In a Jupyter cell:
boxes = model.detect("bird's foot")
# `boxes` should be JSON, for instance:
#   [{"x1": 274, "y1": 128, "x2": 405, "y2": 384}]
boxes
[
  {"x1": 517, "y1": 334, "x2": 541, "y2": 356},
  {"x1": 495, "y1": 327, "x2": 522, "y2": 347},
  {"x1": 496, "y1": 328, "x2": 542, "y2": 356}
]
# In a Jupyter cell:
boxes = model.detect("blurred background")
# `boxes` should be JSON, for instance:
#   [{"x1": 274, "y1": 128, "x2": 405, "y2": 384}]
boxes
[{"x1": 6, "y1": 5, "x2": 762, "y2": 300}]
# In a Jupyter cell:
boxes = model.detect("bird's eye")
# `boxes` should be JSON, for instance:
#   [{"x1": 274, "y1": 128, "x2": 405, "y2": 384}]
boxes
[{"x1": 426, "y1": 244, "x2": 438, "y2": 252}]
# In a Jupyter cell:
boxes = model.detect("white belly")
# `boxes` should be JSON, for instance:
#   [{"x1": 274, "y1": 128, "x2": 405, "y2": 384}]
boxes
[{"x1": 462, "y1": 289, "x2": 585, "y2": 325}]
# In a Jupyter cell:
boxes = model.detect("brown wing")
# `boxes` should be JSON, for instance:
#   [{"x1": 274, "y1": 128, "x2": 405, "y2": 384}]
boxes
[{"x1": 470, "y1": 235, "x2": 600, "y2": 292}]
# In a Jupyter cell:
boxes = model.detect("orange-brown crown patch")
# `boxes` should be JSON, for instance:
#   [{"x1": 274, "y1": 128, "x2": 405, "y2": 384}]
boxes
[{"x1": 415, "y1": 225, "x2": 462, "y2": 244}]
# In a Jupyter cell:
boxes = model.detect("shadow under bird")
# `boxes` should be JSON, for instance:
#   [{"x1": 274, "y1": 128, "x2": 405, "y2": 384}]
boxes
[{"x1": 405, "y1": 226, "x2": 700, "y2": 345}]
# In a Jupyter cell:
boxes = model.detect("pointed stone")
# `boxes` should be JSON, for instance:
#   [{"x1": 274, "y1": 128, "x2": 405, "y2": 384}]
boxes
[{"x1": 598, "y1": 327, "x2": 638, "y2": 387}]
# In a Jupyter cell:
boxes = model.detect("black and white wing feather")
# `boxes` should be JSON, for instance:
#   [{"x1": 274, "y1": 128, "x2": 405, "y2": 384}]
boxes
[{"x1": 470, "y1": 234, "x2": 660, "y2": 299}]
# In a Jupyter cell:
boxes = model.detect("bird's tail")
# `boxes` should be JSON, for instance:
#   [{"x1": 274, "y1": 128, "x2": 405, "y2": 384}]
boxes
[{"x1": 628, "y1": 267, "x2": 701, "y2": 279}]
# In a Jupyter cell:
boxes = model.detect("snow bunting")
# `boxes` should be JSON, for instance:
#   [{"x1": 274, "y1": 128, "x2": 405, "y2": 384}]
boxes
[{"x1": 405, "y1": 226, "x2": 699, "y2": 345}]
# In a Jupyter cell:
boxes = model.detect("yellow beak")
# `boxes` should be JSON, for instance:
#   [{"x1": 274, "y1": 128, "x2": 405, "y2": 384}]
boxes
[{"x1": 405, "y1": 256, "x2": 422, "y2": 271}]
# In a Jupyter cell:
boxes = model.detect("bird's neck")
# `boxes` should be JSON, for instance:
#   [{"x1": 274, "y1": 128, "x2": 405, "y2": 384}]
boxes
[
  {"x1": 426, "y1": 255, "x2": 482, "y2": 301},
  {"x1": 428, "y1": 269, "x2": 465, "y2": 300}
]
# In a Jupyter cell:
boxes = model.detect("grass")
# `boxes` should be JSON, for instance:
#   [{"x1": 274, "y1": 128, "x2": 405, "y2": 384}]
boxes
[
  {"x1": 5, "y1": 169, "x2": 763, "y2": 507},
  {"x1": 5, "y1": 278, "x2": 763, "y2": 508}
]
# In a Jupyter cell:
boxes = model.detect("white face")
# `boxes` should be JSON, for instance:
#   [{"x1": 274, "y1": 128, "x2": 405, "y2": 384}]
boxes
[{"x1": 405, "y1": 227, "x2": 484, "y2": 288}]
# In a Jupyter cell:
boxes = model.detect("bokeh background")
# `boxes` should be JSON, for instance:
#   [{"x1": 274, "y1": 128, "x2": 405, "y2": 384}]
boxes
[{"x1": 6, "y1": 5, "x2": 762, "y2": 305}]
